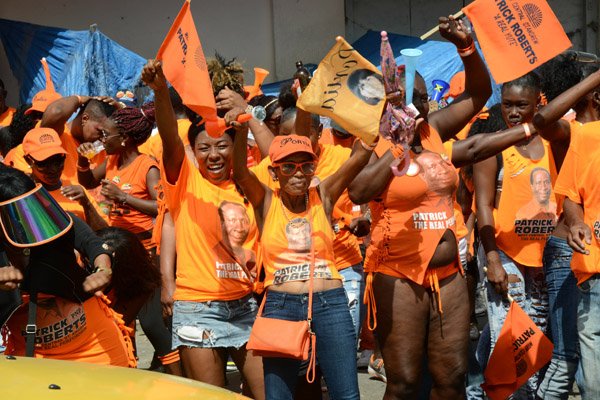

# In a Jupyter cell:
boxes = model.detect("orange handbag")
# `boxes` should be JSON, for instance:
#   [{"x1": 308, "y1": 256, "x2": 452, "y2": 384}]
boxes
[{"x1": 247, "y1": 239, "x2": 317, "y2": 382}]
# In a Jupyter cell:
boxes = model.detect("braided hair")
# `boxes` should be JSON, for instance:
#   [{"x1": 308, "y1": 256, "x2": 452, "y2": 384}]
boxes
[{"x1": 110, "y1": 102, "x2": 156, "y2": 146}]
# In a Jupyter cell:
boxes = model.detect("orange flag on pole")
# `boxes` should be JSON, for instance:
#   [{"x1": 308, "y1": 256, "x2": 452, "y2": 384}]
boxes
[
  {"x1": 463, "y1": 0, "x2": 571, "y2": 83},
  {"x1": 297, "y1": 37, "x2": 384, "y2": 145},
  {"x1": 482, "y1": 301, "x2": 553, "y2": 400},
  {"x1": 156, "y1": 0, "x2": 215, "y2": 119}
]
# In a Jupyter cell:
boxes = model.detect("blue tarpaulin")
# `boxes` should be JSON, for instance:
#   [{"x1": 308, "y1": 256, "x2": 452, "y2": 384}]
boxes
[
  {"x1": 262, "y1": 30, "x2": 502, "y2": 107},
  {"x1": 0, "y1": 18, "x2": 149, "y2": 105}
]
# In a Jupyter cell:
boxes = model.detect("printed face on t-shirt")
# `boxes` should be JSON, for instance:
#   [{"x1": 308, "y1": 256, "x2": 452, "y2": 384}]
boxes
[
  {"x1": 218, "y1": 201, "x2": 251, "y2": 248},
  {"x1": 285, "y1": 217, "x2": 312, "y2": 251},
  {"x1": 415, "y1": 151, "x2": 456, "y2": 197},
  {"x1": 530, "y1": 168, "x2": 551, "y2": 206}
]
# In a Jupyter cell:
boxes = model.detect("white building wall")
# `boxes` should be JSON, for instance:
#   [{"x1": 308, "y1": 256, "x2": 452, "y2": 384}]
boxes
[{"x1": 0, "y1": 0, "x2": 345, "y2": 106}]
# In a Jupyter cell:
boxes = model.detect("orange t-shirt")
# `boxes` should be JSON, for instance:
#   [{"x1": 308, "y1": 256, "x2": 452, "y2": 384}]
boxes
[
  {"x1": 495, "y1": 140, "x2": 557, "y2": 267},
  {"x1": 3, "y1": 295, "x2": 135, "y2": 367},
  {"x1": 262, "y1": 188, "x2": 341, "y2": 287},
  {"x1": 251, "y1": 143, "x2": 363, "y2": 270},
  {"x1": 48, "y1": 181, "x2": 107, "y2": 225},
  {"x1": 365, "y1": 123, "x2": 459, "y2": 285},
  {"x1": 105, "y1": 154, "x2": 158, "y2": 235},
  {"x1": 554, "y1": 120, "x2": 600, "y2": 284},
  {"x1": 0, "y1": 106, "x2": 15, "y2": 127},
  {"x1": 162, "y1": 157, "x2": 258, "y2": 302},
  {"x1": 139, "y1": 119, "x2": 191, "y2": 161}
]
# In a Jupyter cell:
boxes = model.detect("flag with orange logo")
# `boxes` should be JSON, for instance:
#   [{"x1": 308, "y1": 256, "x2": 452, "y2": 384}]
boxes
[
  {"x1": 156, "y1": 0, "x2": 216, "y2": 118},
  {"x1": 297, "y1": 37, "x2": 384, "y2": 145},
  {"x1": 463, "y1": 0, "x2": 571, "y2": 83},
  {"x1": 482, "y1": 301, "x2": 553, "y2": 400}
]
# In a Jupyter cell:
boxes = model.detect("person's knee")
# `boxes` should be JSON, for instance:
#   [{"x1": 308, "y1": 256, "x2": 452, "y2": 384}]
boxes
[
  {"x1": 430, "y1": 357, "x2": 467, "y2": 390},
  {"x1": 385, "y1": 366, "x2": 422, "y2": 398}
]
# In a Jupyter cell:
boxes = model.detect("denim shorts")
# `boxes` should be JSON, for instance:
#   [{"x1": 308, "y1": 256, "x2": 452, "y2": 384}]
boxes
[{"x1": 172, "y1": 294, "x2": 257, "y2": 349}]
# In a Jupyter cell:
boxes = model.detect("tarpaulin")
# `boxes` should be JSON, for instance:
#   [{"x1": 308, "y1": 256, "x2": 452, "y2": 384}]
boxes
[{"x1": 0, "y1": 18, "x2": 149, "y2": 105}]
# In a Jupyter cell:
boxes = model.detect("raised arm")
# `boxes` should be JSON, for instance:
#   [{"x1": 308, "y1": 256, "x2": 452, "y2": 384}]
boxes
[
  {"x1": 216, "y1": 88, "x2": 275, "y2": 157},
  {"x1": 473, "y1": 156, "x2": 507, "y2": 295},
  {"x1": 229, "y1": 108, "x2": 269, "y2": 221},
  {"x1": 428, "y1": 16, "x2": 492, "y2": 141},
  {"x1": 533, "y1": 68, "x2": 600, "y2": 143},
  {"x1": 141, "y1": 60, "x2": 184, "y2": 184},
  {"x1": 450, "y1": 123, "x2": 535, "y2": 168},
  {"x1": 348, "y1": 150, "x2": 394, "y2": 204},
  {"x1": 321, "y1": 138, "x2": 377, "y2": 216},
  {"x1": 41, "y1": 95, "x2": 90, "y2": 135}
]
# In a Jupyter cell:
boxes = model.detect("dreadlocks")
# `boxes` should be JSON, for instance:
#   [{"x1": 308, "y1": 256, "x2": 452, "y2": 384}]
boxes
[
  {"x1": 207, "y1": 53, "x2": 245, "y2": 96},
  {"x1": 110, "y1": 102, "x2": 156, "y2": 146}
]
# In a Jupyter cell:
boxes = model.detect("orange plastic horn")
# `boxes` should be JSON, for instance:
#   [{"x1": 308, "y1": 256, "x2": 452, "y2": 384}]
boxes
[
  {"x1": 205, "y1": 113, "x2": 253, "y2": 138},
  {"x1": 40, "y1": 57, "x2": 56, "y2": 92},
  {"x1": 244, "y1": 67, "x2": 270, "y2": 100}
]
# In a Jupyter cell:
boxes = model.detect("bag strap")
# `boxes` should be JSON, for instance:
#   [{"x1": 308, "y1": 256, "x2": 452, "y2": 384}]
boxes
[
  {"x1": 25, "y1": 291, "x2": 38, "y2": 357},
  {"x1": 306, "y1": 198, "x2": 316, "y2": 383}
]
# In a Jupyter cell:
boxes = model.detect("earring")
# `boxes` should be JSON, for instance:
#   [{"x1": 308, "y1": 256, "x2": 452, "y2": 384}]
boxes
[{"x1": 121, "y1": 141, "x2": 126, "y2": 147}]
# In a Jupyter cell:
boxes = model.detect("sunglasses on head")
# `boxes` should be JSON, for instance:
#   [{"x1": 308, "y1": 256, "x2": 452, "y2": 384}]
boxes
[{"x1": 273, "y1": 161, "x2": 316, "y2": 176}]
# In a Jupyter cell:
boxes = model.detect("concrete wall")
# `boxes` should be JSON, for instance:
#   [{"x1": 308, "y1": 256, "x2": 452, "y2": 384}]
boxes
[
  {"x1": 345, "y1": 0, "x2": 598, "y2": 53},
  {"x1": 0, "y1": 0, "x2": 345, "y2": 106}
]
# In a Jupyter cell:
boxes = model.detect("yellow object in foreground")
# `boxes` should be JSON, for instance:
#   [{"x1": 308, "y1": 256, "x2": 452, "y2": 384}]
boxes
[{"x1": 0, "y1": 356, "x2": 248, "y2": 399}]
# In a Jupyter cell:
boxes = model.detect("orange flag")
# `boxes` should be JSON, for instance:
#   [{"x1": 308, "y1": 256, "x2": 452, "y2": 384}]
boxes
[
  {"x1": 297, "y1": 37, "x2": 383, "y2": 145},
  {"x1": 156, "y1": 0, "x2": 215, "y2": 119},
  {"x1": 482, "y1": 301, "x2": 553, "y2": 400},
  {"x1": 463, "y1": 0, "x2": 571, "y2": 83}
]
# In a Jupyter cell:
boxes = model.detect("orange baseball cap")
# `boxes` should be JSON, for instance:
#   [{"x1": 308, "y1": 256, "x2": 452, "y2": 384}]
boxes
[
  {"x1": 269, "y1": 134, "x2": 317, "y2": 163},
  {"x1": 23, "y1": 127, "x2": 67, "y2": 161},
  {"x1": 25, "y1": 89, "x2": 62, "y2": 115}
]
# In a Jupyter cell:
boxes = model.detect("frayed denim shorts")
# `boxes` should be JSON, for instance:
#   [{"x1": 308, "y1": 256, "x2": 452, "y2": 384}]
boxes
[{"x1": 172, "y1": 294, "x2": 257, "y2": 349}]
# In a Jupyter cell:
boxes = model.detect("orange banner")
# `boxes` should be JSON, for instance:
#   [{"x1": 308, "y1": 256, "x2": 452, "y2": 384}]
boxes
[
  {"x1": 156, "y1": 0, "x2": 216, "y2": 118},
  {"x1": 482, "y1": 301, "x2": 553, "y2": 399},
  {"x1": 463, "y1": 0, "x2": 571, "y2": 83},
  {"x1": 297, "y1": 37, "x2": 384, "y2": 145}
]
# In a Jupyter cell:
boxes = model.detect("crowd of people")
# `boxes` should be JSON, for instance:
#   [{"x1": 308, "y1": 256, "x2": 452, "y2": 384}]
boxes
[{"x1": 0, "y1": 14, "x2": 599, "y2": 400}]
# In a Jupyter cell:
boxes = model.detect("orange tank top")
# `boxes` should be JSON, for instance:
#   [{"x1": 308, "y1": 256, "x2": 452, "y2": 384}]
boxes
[
  {"x1": 105, "y1": 154, "x2": 158, "y2": 235},
  {"x1": 495, "y1": 140, "x2": 557, "y2": 267},
  {"x1": 262, "y1": 188, "x2": 341, "y2": 287},
  {"x1": 365, "y1": 123, "x2": 459, "y2": 285}
]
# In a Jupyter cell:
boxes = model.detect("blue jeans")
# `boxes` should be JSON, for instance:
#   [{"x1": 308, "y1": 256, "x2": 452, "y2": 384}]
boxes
[
  {"x1": 340, "y1": 263, "x2": 365, "y2": 343},
  {"x1": 577, "y1": 274, "x2": 600, "y2": 400},
  {"x1": 262, "y1": 287, "x2": 359, "y2": 400},
  {"x1": 537, "y1": 236, "x2": 579, "y2": 399},
  {"x1": 487, "y1": 250, "x2": 548, "y2": 399}
]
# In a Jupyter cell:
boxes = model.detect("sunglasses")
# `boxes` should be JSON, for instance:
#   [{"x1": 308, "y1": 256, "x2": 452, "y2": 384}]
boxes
[
  {"x1": 33, "y1": 155, "x2": 66, "y2": 170},
  {"x1": 273, "y1": 161, "x2": 316, "y2": 176},
  {"x1": 100, "y1": 129, "x2": 121, "y2": 142}
]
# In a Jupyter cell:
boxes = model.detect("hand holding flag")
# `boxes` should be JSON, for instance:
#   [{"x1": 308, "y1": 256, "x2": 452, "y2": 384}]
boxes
[{"x1": 155, "y1": 0, "x2": 250, "y2": 137}]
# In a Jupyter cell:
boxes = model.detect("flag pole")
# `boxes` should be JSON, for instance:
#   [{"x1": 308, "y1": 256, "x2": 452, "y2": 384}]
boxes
[{"x1": 420, "y1": 10, "x2": 464, "y2": 40}]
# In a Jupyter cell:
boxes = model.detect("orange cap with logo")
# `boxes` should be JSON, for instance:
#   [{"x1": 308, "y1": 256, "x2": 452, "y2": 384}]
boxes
[
  {"x1": 25, "y1": 58, "x2": 62, "y2": 115},
  {"x1": 269, "y1": 134, "x2": 317, "y2": 163},
  {"x1": 23, "y1": 127, "x2": 67, "y2": 161}
]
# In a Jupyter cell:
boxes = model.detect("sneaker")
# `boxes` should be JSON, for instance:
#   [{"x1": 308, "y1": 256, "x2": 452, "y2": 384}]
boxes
[
  {"x1": 226, "y1": 360, "x2": 238, "y2": 372},
  {"x1": 368, "y1": 355, "x2": 387, "y2": 383},
  {"x1": 357, "y1": 349, "x2": 373, "y2": 369}
]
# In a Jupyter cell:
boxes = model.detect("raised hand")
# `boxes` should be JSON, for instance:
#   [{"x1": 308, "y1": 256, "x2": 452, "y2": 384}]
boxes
[
  {"x1": 141, "y1": 59, "x2": 168, "y2": 92},
  {"x1": 439, "y1": 15, "x2": 472, "y2": 48}
]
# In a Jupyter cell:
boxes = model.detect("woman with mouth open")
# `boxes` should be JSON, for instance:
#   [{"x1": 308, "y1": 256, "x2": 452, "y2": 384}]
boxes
[{"x1": 141, "y1": 60, "x2": 264, "y2": 399}]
